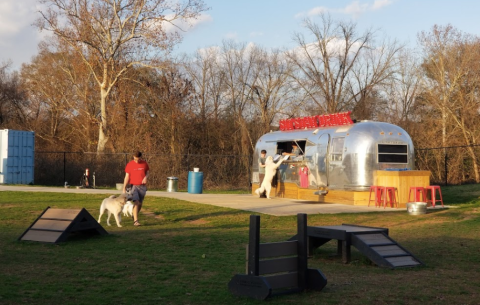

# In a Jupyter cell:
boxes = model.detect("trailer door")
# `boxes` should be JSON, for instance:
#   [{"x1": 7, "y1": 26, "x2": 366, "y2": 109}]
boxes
[
  {"x1": 328, "y1": 137, "x2": 346, "y2": 188},
  {"x1": 317, "y1": 133, "x2": 330, "y2": 187},
  {"x1": 306, "y1": 133, "x2": 330, "y2": 187}
]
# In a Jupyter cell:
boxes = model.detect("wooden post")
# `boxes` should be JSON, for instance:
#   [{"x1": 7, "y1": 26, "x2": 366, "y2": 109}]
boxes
[
  {"x1": 342, "y1": 239, "x2": 351, "y2": 263},
  {"x1": 337, "y1": 240, "x2": 342, "y2": 256},
  {"x1": 247, "y1": 215, "x2": 260, "y2": 276},
  {"x1": 297, "y1": 213, "x2": 307, "y2": 290}
]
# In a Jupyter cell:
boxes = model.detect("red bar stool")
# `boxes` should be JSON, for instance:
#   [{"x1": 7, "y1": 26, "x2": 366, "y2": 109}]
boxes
[
  {"x1": 425, "y1": 185, "x2": 444, "y2": 208},
  {"x1": 368, "y1": 186, "x2": 384, "y2": 207},
  {"x1": 408, "y1": 187, "x2": 426, "y2": 202},
  {"x1": 382, "y1": 187, "x2": 398, "y2": 208}
]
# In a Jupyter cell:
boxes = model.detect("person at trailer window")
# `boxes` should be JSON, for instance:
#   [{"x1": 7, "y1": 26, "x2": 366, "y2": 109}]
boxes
[
  {"x1": 282, "y1": 142, "x2": 301, "y2": 157},
  {"x1": 258, "y1": 150, "x2": 267, "y2": 179}
]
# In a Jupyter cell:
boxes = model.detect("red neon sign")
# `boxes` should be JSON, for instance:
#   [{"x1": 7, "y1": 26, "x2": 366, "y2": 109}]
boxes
[{"x1": 279, "y1": 111, "x2": 353, "y2": 131}]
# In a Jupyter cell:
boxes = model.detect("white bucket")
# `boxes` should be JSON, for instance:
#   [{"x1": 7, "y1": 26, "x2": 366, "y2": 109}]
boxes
[{"x1": 193, "y1": 167, "x2": 200, "y2": 172}]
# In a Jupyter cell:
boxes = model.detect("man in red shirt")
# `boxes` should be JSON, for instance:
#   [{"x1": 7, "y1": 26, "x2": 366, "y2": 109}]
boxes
[{"x1": 123, "y1": 151, "x2": 150, "y2": 226}]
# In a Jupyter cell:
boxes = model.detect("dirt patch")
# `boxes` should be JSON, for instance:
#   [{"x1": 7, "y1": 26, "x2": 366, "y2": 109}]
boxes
[
  {"x1": 186, "y1": 219, "x2": 208, "y2": 225},
  {"x1": 140, "y1": 208, "x2": 164, "y2": 220},
  {"x1": 457, "y1": 207, "x2": 480, "y2": 221},
  {"x1": 467, "y1": 208, "x2": 480, "y2": 213},
  {"x1": 0, "y1": 204, "x2": 18, "y2": 208}
]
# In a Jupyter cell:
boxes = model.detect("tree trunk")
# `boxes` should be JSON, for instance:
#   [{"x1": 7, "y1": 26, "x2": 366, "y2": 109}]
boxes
[
  {"x1": 170, "y1": 113, "x2": 176, "y2": 154},
  {"x1": 97, "y1": 87, "x2": 109, "y2": 152},
  {"x1": 466, "y1": 145, "x2": 480, "y2": 183}
]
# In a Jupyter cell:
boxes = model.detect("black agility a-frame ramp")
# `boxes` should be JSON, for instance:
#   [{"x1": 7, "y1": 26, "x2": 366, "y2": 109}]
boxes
[{"x1": 18, "y1": 207, "x2": 108, "y2": 244}]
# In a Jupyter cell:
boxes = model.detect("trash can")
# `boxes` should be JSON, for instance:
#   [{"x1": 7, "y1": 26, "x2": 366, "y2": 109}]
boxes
[
  {"x1": 166, "y1": 177, "x2": 178, "y2": 192},
  {"x1": 188, "y1": 171, "x2": 203, "y2": 194}
]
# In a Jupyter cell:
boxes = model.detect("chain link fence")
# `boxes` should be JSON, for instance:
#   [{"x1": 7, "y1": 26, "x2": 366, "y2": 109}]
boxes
[
  {"x1": 416, "y1": 144, "x2": 480, "y2": 185},
  {"x1": 35, "y1": 152, "x2": 253, "y2": 191},
  {"x1": 35, "y1": 145, "x2": 480, "y2": 191}
]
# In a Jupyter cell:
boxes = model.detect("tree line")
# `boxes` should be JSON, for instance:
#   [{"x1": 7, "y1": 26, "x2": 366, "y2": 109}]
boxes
[{"x1": 1, "y1": 1, "x2": 480, "y2": 185}]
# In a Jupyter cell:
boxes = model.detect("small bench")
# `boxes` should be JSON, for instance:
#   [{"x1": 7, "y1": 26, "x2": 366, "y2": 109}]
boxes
[{"x1": 228, "y1": 213, "x2": 327, "y2": 300}]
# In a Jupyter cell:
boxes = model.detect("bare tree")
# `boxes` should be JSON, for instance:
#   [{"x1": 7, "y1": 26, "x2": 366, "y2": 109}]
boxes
[
  {"x1": 183, "y1": 48, "x2": 227, "y2": 123},
  {"x1": 20, "y1": 40, "x2": 100, "y2": 151},
  {"x1": 244, "y1": 47, "x2": 298, "y2": 136},
  {"x1": 144, "y1": 66, "x2": 195, "y2": 154},
  {"x1": 0, "y1": 62, "x2": 28, "y2": 128},
  {"x1": 219, "y1": 40, "x2": 261, "y2": 154},
  {"x1": 381, "y1": 48, "x2": 423, "y2": 124},
  {"x1": 418, "y1": 24, "x2": 480, "y2": 182},
  {"x1": 286, "y1": 14, "x2": 403, "y2": 118},
  {"x1": 35, "y1": 0, "x2": 208, "y2": 152},
  {"x1": 181, "y1": 48, "x2": 230, "y2": 154}
]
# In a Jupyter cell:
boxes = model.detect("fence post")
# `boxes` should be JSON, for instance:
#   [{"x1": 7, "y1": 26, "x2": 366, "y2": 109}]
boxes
[
  {"x1": 63, "y1": 152, "x2": 66, "y2": 185},
  {"x1": 444, "y1": 151, "x2": 448, "y2": 186}
]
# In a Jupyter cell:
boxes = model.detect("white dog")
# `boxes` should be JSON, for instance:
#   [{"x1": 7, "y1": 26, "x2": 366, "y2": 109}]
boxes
[
  {"x1": 255, "y1": 155, "x2": 288, "y2": 199},
  {"x1": 97, "y1": 193, "x2": 129, "y2": 227},
  {"x1": 123, "y1": 201, "x2": 134, "y2": 217}
]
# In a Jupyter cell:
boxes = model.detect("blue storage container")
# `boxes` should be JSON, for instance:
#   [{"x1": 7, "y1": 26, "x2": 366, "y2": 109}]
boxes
[
  {"x1": 0, "y1": 129, "x2": 35, "y2": 184},
  {"x1": 188, "y1": 171, "x2": 203, "y2": 194}
]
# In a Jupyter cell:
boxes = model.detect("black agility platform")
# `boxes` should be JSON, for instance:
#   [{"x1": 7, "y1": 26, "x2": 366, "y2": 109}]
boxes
[{"x1": 299, "y1": 224, "x2": 424, "y2": 269}]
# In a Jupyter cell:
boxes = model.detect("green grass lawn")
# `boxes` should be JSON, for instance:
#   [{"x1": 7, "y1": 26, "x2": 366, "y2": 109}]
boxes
[{"x1": 1, "y1": 185, "x2": 480, "y2": 305}]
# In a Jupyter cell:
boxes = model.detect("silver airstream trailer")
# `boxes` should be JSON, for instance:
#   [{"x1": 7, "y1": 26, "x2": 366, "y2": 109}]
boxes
[{"x1": 252, "y1": 119, "x2": 414, "y2": 192}]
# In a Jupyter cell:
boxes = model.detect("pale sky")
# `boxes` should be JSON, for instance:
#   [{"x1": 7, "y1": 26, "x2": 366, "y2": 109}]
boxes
[{"x1": 1, "y1": 0, "x2": 480, "y2": 70}]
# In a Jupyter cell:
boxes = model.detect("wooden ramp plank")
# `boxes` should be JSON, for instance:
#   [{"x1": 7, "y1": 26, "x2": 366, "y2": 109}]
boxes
[
  {"x1": 31, "y1": 219, "x2": 71, "y2": 231},
  {"x1": 371, "y1": 245, "x2": 408, "y2": 256},
  {"x1": 386, "y1": 256, "x2": 422, "y2": 267},
  {"x1": 354, "y1": 233, "x2": 394, "y2": 246},
  {"x1": 21, "y1": 230, "x2": 63, "y2": 243},
  {"x1": 42, "y1": 209, "x2": 81, "y2": 220}
]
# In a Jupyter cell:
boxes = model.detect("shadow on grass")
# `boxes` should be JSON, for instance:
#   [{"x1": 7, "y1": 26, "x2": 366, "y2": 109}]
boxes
[
  {"x1": 167, "y1": 209, "x2": 248, "y2": 222},
  {"x1": 424, "y1": 207, "x2": 450, "y2": 214}
]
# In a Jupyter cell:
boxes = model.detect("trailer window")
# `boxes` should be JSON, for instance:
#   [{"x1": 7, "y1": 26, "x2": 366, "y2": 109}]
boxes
[
  {"x1": 378, "y1": 144, "x2": 408, "y2": 163},
  {"x1": 276, "y1": 141, "x2": 306, "y2": 155},
  {"x1": 330, "y1": 137, "x2": 345, "y2": 162}
]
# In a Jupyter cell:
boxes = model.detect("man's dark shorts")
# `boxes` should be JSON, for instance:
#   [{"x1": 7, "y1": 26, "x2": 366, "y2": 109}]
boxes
[{"x1": 131, "y1": 184, "x2": 147, "y2": 203}]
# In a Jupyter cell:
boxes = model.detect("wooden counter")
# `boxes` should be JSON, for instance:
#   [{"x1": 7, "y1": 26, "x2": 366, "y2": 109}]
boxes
[
  {"x1": 374, "y1": 170, "x2": 431, "y2": 207},
  {"x1": 251, "y1": 170, "x2": 431, "y2": 207},
  {"x1": 251, "y1": 182, "x2": 370, "y2": 205}
]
